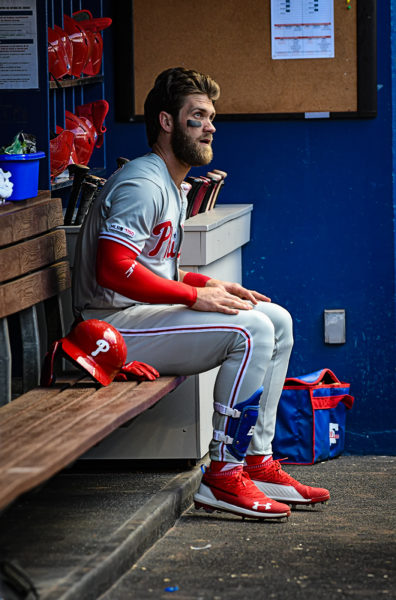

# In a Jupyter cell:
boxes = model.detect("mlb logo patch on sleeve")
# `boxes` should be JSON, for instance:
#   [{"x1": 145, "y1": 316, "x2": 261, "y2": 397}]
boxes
[{"x1": 110, "y1": 223, "x2": 136, "y2": 238}]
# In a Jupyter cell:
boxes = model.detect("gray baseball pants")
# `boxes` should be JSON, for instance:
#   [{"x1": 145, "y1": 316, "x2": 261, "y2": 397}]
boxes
[{"x1": 83, "y1": 301, "x2": 293, "y2": 463}]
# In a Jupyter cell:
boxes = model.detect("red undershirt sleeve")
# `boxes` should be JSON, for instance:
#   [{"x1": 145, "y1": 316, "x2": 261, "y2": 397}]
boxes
[
  {"x1": 183, "y1": 271, "x2": 211, "y2": 287},
  {"x1": 96, "y1": 238, "x2": 197, "y2": 306}
]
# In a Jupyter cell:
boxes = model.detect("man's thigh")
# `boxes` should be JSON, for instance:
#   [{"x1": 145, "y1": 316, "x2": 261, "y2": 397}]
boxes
[{"x1": 84, "y1": 303, "x2": 268, "y2": 376}]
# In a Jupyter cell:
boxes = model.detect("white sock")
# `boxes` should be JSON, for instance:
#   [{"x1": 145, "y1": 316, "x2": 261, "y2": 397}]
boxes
[
  {"x1": 244, "y1": 454, "x2": 273, "y2": 465},
  {"x1": 220, "y1": 462, "x2": 243, "y2": 472}
]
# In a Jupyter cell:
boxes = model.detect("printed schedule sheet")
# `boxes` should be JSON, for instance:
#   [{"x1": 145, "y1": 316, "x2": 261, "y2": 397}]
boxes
[
  {"x1": 271, "y1": 0, "x2": 334, "y2": 60},
  {"x1": 0, "y1": 0, "x2": 38, "y2": 89}
]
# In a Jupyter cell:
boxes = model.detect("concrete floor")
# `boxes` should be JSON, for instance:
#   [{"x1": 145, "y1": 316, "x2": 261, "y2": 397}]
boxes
[
  {"x1": 0, "y1": 456, "x2": 395, "y2": 600},
  {"x1": 99, "y1": 455, "x2": 396, "y2": 600}
]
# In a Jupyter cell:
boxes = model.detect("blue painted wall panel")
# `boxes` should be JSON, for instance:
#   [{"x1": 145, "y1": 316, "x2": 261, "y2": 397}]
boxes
[{"x1": 102, "y1": 1, "x2": 395, "y2": 454}]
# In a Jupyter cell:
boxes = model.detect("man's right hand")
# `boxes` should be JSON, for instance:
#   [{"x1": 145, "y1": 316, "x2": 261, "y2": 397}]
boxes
[{"x1": 191, "y1": 286, "x2": 254, "y2": 315}]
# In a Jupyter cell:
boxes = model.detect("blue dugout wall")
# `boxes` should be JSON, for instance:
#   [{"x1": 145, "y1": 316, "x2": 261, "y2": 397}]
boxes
[{"x1": 102, "y1": 1, "x2": 395, "y2": 455}]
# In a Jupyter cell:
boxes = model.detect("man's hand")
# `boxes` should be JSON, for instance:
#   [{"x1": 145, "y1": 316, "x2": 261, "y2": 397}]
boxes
[
  {"x1": 191, "y1": 278, "x2": 271, "y2": 314},
  {"x1": 207, "y1": 278, "x2": 271, "y2": 304}
]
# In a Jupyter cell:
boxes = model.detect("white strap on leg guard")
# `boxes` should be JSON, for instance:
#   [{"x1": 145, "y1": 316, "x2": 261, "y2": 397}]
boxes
[
  {"x1": 213, "y1": 430, "x2": 234, "y2": 445},
  {"x1": 213, "y1": 403, "x2": 238, "y2": 444},
  {"x1": 214, "y1": 402, "x2": 241, "y2": 419},
  {"x1": 212, "y1": 387, "x2": 263, "y2": 461}
]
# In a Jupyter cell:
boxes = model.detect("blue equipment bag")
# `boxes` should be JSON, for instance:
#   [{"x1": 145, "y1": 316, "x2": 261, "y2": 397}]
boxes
[{"x1": 272, "y1": 369, "x2": 354, "y2": 465}]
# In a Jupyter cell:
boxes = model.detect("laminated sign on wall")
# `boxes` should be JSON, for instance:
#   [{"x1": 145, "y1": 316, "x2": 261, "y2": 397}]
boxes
[{"x1": 272, "y1": 369, "x2": 354, "y2": 464}]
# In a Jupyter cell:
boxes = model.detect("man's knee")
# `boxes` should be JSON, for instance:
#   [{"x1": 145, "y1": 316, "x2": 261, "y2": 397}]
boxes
[
  {"x1": 241, "y1": 310, "x2": 276, "y2": 351},
  {"x1": 277, "y1": 306, "x2": 294, "y2": 348},
  {"x1": 256, "y1": 302, "x2": 293, "y2": 348}
]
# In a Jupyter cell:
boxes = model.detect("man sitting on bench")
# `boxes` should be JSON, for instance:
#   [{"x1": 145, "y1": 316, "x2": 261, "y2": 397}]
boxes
[{"x1": 72, "y1": 66, "x2": 330, "y2": 520}]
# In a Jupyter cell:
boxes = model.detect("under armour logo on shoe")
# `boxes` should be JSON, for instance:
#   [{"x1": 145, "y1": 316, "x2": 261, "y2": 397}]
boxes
[{"x1": 252, "y1": 501, "x2": 272, "y2": 511}]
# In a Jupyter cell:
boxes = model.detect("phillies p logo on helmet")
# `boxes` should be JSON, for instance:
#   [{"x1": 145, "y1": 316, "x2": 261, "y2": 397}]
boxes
[{"x1": 91, "y1": 338, "x2": 111, "y2": 357}]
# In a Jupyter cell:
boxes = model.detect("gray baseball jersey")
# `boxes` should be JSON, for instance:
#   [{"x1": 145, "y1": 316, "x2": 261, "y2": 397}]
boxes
[{"x1": 73, "y1": 153, "x2": 187, "y2": 316}]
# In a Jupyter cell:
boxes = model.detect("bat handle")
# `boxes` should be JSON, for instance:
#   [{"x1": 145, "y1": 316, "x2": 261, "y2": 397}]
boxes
[
  {"x1": 116, "y1": 157, "x2": 130, "y2": 169},
  {"x1": 64, "y1": 164, "x2": 90, "y2": 225},
  {"x1": 74, "y1": 181, "x2": 98, "y2": 226}
]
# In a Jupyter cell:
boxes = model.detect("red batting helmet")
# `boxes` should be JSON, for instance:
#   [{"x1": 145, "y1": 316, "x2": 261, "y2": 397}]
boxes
[
  {"x1": 64, "y1": 110, "x2": 97, "y2": 165},
  {"x1": 76, "y1": 100, "x2": 109, "y2": 148},
  {"x1": 41, "y1": 319, "x2": 127, "y2": 387},
  {"x1": 48, "y1": 26, "x2": 72, "y2": 80},
  {"x1": 63, "y1": 13, "x2": 90, "y2": 77},
  {"x1": 72, "y1": 9, "x2": 112, "y2": 75},
  {"x1": 49, "y1": 129, "x2": 75, "y2": 179}
]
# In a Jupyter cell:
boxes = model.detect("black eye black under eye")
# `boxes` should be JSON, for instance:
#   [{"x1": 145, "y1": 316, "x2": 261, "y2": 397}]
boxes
[{"x1": 187, "y1": 119, "x2": 202, "y2": 128}]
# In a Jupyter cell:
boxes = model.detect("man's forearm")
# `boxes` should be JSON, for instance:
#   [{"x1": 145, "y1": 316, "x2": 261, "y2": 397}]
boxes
[{"x1": 96, "y1": 239, "x2": 197, "y2": 306}]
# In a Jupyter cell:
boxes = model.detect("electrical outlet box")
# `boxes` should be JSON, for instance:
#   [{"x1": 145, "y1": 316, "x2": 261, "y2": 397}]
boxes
[{"x1": 324, "y1": 309, "x2": 346, "y2": 344}]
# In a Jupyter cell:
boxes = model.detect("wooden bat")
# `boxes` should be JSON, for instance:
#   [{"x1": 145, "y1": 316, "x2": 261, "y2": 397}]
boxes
[
  {"x1": 64, "y1": 164, "x2": 90, "y2": 225},
  {"x1": 74, "y1": 180, "x2": 98, "y2": 226}
]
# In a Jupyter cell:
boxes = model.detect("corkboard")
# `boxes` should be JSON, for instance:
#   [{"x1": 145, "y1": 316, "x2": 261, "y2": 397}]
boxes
[{"x1": 132, "y1": 0, "x2": 358, "y2": 116}]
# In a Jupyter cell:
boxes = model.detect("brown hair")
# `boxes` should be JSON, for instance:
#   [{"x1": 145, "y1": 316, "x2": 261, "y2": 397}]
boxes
[{"x1": 144, "y1": 67, "x2": 220, "y2": 147}]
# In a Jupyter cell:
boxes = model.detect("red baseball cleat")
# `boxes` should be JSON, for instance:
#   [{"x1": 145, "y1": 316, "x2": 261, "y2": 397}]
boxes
[
  {"x1": 194, "y1": 465, "x2": 291, "y2": 520},
  {"x1": 244, "y1": 457, "x2": 330, "y2": 505}
]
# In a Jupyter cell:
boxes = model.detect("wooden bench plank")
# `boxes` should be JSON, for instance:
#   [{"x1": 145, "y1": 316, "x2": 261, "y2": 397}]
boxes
[
  {"x1": 0, "y1": 375, "x2": 185, "y2": 511},
  {"x1": 0, "y1": 230, "x2": 67, "y2": 283},
  {"x1": 0, "y1": 374, "x2": 84, "y2": 424},
  {"x1": 0, "y1": 376, "x2": 181, "y2": 462},
  {"x1": 0, "y1": 384, "x2": 98, "y2": 446},
  {"x1": 0, "y1": 194, "x2": 62, "y2": 247},
  {"x1": 1, "y1": 377, "x2": 184, "y2": 475},
  {"x1": 0, "y1": 383, "x2": 76, "y2": 425},
  {"x1": 0, "y1": 376, "x2": 133, "y2": 442},
  {"x1": 0, "y1": 261, "x2": 71, "y2": 318}
]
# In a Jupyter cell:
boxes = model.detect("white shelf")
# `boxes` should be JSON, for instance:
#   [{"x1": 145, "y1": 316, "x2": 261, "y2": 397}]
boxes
[
  {"x1": 184, "y1": 204, "x2": 253, "y2": 232},
  {"x1": 181, "y1": 204, "x2": 253, "y2": 266}
]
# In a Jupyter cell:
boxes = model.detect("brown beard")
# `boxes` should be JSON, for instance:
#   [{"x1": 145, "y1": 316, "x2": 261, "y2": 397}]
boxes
[{"x1": 171, "y1": 120, "x2": 213, "y2": 166}]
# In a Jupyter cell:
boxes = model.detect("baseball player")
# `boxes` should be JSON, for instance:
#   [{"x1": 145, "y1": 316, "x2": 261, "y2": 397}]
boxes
[{"x1": 73, "y1": 67, "x2": 330, "y2": 520}]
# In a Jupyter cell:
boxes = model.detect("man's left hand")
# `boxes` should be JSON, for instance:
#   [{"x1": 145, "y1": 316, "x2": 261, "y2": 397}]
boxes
[{"x1": 206, "y1": 278, "x2": 271, "y2": 304}]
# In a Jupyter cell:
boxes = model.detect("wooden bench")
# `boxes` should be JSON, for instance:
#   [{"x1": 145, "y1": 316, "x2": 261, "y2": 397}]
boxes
[{"x1": 0, "y1": 194, "x2": 185, "y2": 512}]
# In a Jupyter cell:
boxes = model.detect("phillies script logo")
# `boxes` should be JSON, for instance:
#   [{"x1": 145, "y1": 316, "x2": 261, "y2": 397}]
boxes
[{"x1": 148, "y1": 221, "x2": 177, "y2": 258}]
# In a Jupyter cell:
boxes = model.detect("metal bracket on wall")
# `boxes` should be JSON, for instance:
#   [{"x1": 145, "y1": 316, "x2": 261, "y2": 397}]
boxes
[{"x1": 324, "y1": 309, "x2": 346, "y2": 344}]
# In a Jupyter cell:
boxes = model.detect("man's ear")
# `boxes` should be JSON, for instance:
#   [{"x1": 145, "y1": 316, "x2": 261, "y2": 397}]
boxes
[{"x1": 159, "y1": 111, "x2": 173, "y2": 133}]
